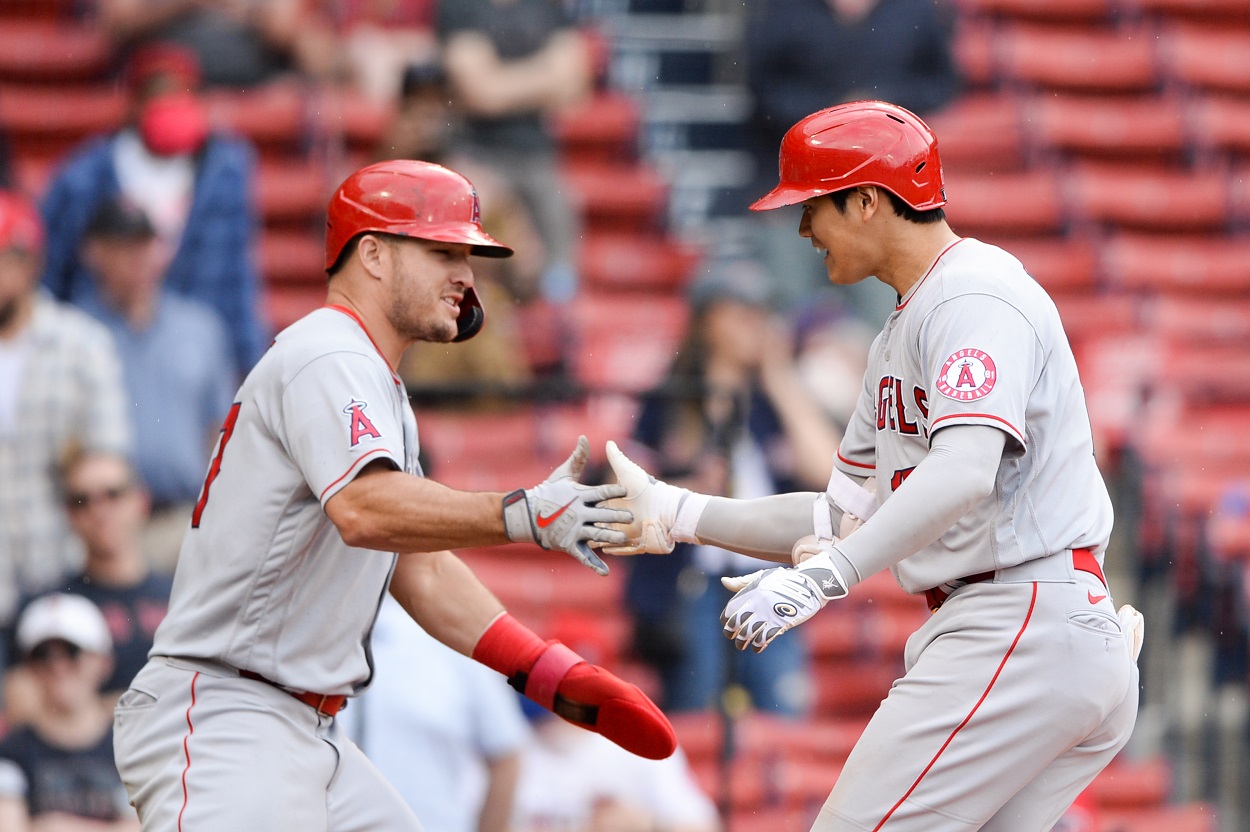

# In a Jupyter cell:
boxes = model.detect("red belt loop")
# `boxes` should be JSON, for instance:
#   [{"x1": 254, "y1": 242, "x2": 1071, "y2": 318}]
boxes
[
  {"x1": 925, "y1": 547, "x2": 1106, "y2": 613},
  {"x1": 239, "y1": 670, "x2": 347, "y2": 717}
]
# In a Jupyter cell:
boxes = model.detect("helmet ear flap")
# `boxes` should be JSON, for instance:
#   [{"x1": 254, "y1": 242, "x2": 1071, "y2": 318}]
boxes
[{"x1": 453, "y1": 286, "x2": 485, "y2": 342}]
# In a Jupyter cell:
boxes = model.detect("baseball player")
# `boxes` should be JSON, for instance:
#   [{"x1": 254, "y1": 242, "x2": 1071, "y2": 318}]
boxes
[
  {"x1": 111, "y1": 160, "x2": 676, "y2": 832},
  {"x1": 598, "y1": 101, "x2": 1142, "y2": 831}
]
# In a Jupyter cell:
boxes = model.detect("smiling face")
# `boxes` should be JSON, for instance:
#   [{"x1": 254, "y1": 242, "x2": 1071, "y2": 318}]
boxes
[
  {"x1": 380, "y1": 236, "x2": 475, "y2": 344},
  {"x1": 797, "y1": 191, "x2": 881, "y2": 287}
]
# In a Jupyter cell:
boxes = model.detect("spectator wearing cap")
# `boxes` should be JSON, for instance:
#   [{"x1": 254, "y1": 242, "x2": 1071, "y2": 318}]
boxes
[
  {"x1": 619, "y1": 259, "x2": 840, "y2": 717},
  {"x1": 0, "y1": 593, "x2": 138, "y2": 830},
  {"x1": 0, "y1": 191, "x2": 131, "y2": 638},
  {"x1": 72, "y1": 196, "x2": 235, "y2": 571},
  {"x1": 39, "y1": 43, "x2": 267, "y2": 378}
]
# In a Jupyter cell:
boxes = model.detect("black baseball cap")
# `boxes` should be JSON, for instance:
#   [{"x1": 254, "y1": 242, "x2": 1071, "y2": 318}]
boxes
[{"x1": 86, "y1": 197, "x2": 157, "y2": 240}]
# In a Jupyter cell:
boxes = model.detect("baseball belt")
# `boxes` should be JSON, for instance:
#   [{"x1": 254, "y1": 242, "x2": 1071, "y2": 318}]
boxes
[
  {"x1": 925, "y1": 547, "x2": 1103, "y2": 613},
  {"x1": 239, "y1": 669, "x2": 347, "y2": 717}
]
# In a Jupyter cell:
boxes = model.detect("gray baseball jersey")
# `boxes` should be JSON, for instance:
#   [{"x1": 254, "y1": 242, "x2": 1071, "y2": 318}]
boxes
[
  {"x1": 834, "y1": 238, "x2": 1114, "y2": 594},
  {"x1": 150, "y1": 304, "x2": 418, "y2": 692}
]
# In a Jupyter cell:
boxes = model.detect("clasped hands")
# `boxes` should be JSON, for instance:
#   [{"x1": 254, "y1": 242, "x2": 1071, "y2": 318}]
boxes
[{"x1": 588, "y1": 441, "x2": 850, "y2": 652}]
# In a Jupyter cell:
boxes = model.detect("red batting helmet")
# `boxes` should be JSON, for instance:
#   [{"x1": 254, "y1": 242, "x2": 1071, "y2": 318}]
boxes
[
  {"x1": 750, "y1": 100, "x2": 945, "y2": 213},
  {"x1": 326, "y1": 160, "x2": 513, "y2": 342}
]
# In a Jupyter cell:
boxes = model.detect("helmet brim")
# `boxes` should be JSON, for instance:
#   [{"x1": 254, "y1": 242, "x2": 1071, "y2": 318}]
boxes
[
  {"x1": 392, "y1": 221, "x2": 514, "y2": 258},
  {"x1": 749, "y1": 184, "x2": 825, "y2": 212}
]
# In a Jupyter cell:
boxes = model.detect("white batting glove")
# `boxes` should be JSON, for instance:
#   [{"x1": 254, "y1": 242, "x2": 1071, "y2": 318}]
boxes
[
  {"x1": 719, "y1": 550, "x2": 850, "y2": 653},
  {"x1": 595, "y1": 440, "x2": 692, "y2": 555},
  {"x1": 1117, "y1": 604, "x2": 1145, "y2": 661},
  {"x1": 503, "y1": 436, "x2": 632, "y2": 575}
]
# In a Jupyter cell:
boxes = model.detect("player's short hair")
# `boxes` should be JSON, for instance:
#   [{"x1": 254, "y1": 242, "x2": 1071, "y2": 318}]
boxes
[
  {"x1": 326, "y1": 231, "x2": 409, "y2": 279},
  {"x1": 828, "y1": 187, "x2": 946, "y2": 225}
]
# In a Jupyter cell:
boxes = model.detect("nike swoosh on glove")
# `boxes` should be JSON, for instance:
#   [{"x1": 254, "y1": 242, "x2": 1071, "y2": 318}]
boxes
[
  {"x1": 503, "y1": 436, "x2": 633, "y2": 575},
  {"x1": 720, "y1": 550, "x2": 850, "y2": 653},
  {"x1": 595, "y1": 440, "x2": 690, "y2": 555}
]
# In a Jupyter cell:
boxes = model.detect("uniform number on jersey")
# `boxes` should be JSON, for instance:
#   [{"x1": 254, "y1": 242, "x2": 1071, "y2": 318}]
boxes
[
  {"x1": 890, "y1": 466, "x2": 916, "y2": 492},
  {"x1": 192, "y1": 402, "x2": 241, "y2": 528}
]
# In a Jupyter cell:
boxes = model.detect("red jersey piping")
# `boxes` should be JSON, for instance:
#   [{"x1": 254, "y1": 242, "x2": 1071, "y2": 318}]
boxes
[
  {"x1": 324, "y1": 304, "x2": 401, "y2": 384},
  {"x1": 177, "y1": 671, "x2": 201, "y2": 832},
  {"x1": 896, "y1": 238, "x2": 966, "y2": 311},
  {"x1": 930, "y1": 412, "x2": 1025, "y2": 446}
]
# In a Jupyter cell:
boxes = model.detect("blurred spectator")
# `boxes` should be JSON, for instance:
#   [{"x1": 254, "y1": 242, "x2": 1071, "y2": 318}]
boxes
[
  {"x1": 436, "y1": 0, "x2": 593, "y2": 304},
  {"x1": 379, "y1": 62, "x2": 547, "y2": 394},
  {"x1": 322, "y1": 0, "x2": 439, "y2": 103},
  {"x1": 58, "y1": 452, "x2": 172, "y2": 695},
  {"x1": 344, "y1": 595, "x2": 529, "y2": 832},
  {"x1": 96, "y1": 0, "x2": 330, "y2": 88},
  {"x1": 0, "y1": 191, "x2": 131, "y2": 639},
  {"x1": 40, "y1": 43, "x2": 268, "y2": 377},
  {"x1": 0, "y1": 130, "x2": 12, "y2": 190},
  {"x1": 743, "y1": 0, "x2": 960, "y2": 320},
  {"x1": 621, "y1": 260, "x2": 839, "y2": 717},
  {"x1": 0, "y1": 594, "x2": 137, "y2": 831},
  {"x1": 510, "y1": 614, "x2": 720, "y2": 832},
  {"x1": 790, "y1": 293, "x2": 876, "y2": 432},
  {"x1": 73, "y1": 197, "x2": 235, "y2": 568}
]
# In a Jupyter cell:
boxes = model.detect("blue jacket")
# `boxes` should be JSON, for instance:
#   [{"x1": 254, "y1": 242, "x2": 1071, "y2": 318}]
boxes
[{"x1": 40, "y1": 131, "x2": 269, "y2": 375}]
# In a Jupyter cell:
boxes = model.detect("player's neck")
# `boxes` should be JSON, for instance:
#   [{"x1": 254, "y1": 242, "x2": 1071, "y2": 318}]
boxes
[
  {"x1": 324, "y1": 290, "x2": 406, "y2": 370},
  {"x1": 875, "y1": 223, "x2": 961, "y2": 298}
]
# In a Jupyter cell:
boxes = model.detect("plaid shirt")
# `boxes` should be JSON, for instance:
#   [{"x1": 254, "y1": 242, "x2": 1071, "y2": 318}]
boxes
[{"x1": 0, "y1": 294, "x2": 132, "y2": 622}]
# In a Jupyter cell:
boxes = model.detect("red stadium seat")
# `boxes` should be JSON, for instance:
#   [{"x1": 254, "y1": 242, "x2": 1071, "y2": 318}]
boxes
[
  {"x1": 1087, "y1": 755, "x2": 1172, "y2": 808},
  {"x1": 1002, "y1": 236, "x2": 1100, "y2": 294},
  {"x1": 949, "y1": 0, "x2": 1115, "y2": 22},
  {"x1": 562, "y1": 161, "x2": 670, "y2": 232},
  {"x1": 0, "y1": 21, "x2": 110, "y2": 82},
  {"x1": 578, "y1": 231, "x2": 700, "y2": 294},
  {"x1": 1102, "y1": 233, "x2": 1250, "y2": 295},
  {"x1": 1098, "y1": 802, "x2": 1219, "y2": 831},
  {"x1": 1160, "y1": 25, "x2": 1250, "y2": 94},
  {"x1": 1027, "y1": 95, "x2": 1186, "y2": 162},
  {"x1": 0, "y1": 0, "x2": 81, "y2": 20},
  {"x1": 1051, "y1": 292, "x2": 1142, "y2": 345},
  {"x1": 254, "y1": 159, "x2": 330, "y2": 226},
  {"x1": 1069, "y1": 164, "x2": 1229, "y2": 231},
  {"x1": 315, "y1": 88, "x2": 394, "y2": 152},
  {"x1": 264, "y1": 284, "x2": 325, "y2": 333},
  {"x1": 952, "y1": 19, "x2": 998, "y2": 91},
  {"x1": 943, "y1": 170, "x2": 1066, "y2": 235},
  {"x1": 999, "y1": 25, "x2": 1160, "y2": 93},
  {"x1": 0, "y1": 84, "x2": 125, "y2": 160},
  {"x1": 204, "y1": 83, "x2": 308, "y2": 155},
  {"x1": 1122, "y1": 0, "x2": 1250, "y2": 22},
  {"x1": 552, "y1": 90, "x2": 641, "y2": 164},
  {"x1": 568, "y1": 292, "x2": 688, "y2": 394},
  {"x1": 259, "y1": 231, "x2": 324, "y2": 286},
  {"x1": 1186, "y1": 95, "x2": 1250, "y2": 158},
  {"x1": 926, "y1": 94, "x2": 1026, "y2": 173}
]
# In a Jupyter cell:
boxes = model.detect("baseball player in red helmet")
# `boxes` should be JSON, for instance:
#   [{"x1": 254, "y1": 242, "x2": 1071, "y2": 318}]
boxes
[
  {"x1": 598, "y1": 102, "x2": 1143, "y2": 830},
  {"x1": 112, "y1": 160, "x2": 675, "y2": 831}
]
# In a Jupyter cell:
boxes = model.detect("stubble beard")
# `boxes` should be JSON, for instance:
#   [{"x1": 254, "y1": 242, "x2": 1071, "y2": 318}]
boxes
[{"x1": 388, "y1": 289, "x2": 456, "y2": 344}]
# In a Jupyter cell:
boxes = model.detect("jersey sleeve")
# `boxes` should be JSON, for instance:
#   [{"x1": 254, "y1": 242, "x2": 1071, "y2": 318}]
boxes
[
  {"x1": 835, "y1": 361, "x2": 878, "y2": 476},
  {"x1": 918, "y1": 294, "x2": 1043, "y2": 453},
  {"x1": 281, "y1": 351, "x2": 406, "y2": 507}
]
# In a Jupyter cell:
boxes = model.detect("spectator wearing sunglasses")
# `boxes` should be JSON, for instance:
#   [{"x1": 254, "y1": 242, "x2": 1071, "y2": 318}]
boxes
[{"x1": 0, "y1": 593, "x2": 138, "y2": 830}]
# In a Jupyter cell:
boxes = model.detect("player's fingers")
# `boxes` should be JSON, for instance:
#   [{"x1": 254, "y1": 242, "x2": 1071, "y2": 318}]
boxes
[
  {"x1": 585, "y1": 483, "x2": 628, "y2": 503},
  {"x1": 605, "y1": 440, "x2": 650, "y2": 495},
  {"x1": 570, "y1": 542, "x2": 609, "y2": 576},
  {"x1": 582, "y1": 524, "x2": 628, "y2": 546},
  {"x1": 581, "y1": 505, "x2": 633, "y2": 526},
  {"x1": 599, "y1": 545, "x2": 645, "y2": 556},
  {"x1": 550, "y1": 435, "x2": 590, "y2": 482}
]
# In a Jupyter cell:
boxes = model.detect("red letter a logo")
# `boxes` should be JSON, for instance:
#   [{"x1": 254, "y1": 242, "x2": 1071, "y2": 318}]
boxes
[{"x1": 344, "y1": 399, "x2": 382, "y2": 447}]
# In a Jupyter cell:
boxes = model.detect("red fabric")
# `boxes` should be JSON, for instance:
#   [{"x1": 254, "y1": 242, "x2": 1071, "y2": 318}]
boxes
[{"x1": 471, "y1": 613, "x2": 549, "y2": 678}]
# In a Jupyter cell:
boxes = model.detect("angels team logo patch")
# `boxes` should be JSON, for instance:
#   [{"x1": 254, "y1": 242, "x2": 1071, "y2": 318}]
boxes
[
  {"x1": 343, "y1": 399, "x2": 382, "y2": 446},
  {"x1": 936, "y1": 349, "x2": 997, "y2": 401}
]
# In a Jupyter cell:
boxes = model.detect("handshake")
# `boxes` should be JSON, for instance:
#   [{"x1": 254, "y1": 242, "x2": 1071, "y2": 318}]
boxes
[{"x1": 505, "y1": 438, "x2": 858, "y2": 652}]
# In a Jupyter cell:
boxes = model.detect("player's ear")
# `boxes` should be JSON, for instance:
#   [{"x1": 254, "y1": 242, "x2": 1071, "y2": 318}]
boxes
[{"x1": 355, "y1": 234, "x2": 390, "y2": 281}]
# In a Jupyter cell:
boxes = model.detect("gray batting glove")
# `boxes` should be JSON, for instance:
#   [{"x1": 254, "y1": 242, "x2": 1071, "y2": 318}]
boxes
[
  {"x1": 502, "y1": 436, "x2": 632, "y2": 575},
  {"x1": 719, "y1": 550, "x2": 850, "y2": 652}
]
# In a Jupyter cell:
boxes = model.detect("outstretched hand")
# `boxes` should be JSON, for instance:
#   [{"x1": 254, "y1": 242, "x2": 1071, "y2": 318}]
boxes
[
  {"x1": 595, "y1": 441, "x2": 691, "y2": 555},
  {"x1": 502, "y1": 436, "x2": 633, "y2": 574}
]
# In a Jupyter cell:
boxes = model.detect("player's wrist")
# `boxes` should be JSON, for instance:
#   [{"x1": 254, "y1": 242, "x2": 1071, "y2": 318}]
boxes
[
  {"x1": 472, "y1": 612, "x2": 549, "y2": 678},
  {"x1": 502, "y1": 489, "x2": 537, "y2": 545},
  {"x1": 795, "y1": 550, "x2": 851, "y2": 602}
]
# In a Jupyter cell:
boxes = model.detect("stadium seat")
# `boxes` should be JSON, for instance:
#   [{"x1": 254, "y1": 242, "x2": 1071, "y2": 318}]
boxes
[
  {"x1": 1098, "y1": 804, "x2": 1219, "y2": 832},
  {"x1": 1186, "y1": 95, "x2": 1250, "y2": 159},
  {"x1": 811, "y1": 659, "x2": 899, "y2": 718},
  {"x1": 562, "y1": 161, "x2": 671, "y2": 232},
  {"x1": 0, "y1": 0, "x2": 80, "y2": 20},
  {"x1": 951, "y1": 19, "x2": 997, "y2": 91},
  {"x1": 926, "y1": 94, "x2": 1026, "y2": 173},
  {"x1": 259, "y1": 231, "x2": 324, "y2": 286},
  {"x1": 1003, "y1": 236, "x2": 1100, "y2": 294},
  {"x1": 204, "y1": 83, "x2": 309, "y2": 156},
  {"x1": 1160, "y1": 25, "x2": 1250, "y2": 94},
  {"x1": 314, "y1": 88, "x2": 394, "y2": 153},
  {"x1": 0, "y1": 21, "x2": 109, "y2": 83},
  {"x1": 254, "y1": 159, "x2": 329, "y2": 226},
  {"x1": 949, "y1": 0, "x2": 1115, "y2": 23},
  {"x1": 1087, "y1": 755, "x2": 1172, "y2": 808},
  {"x1": 1027, "y1": 95, "x2": 1186, "y2": 162},
  {"x1": 577, "y1": 231, "x2": 700, "y2": 293},
  {"x1": 1101, "y1": 233, "x2": 1250, "y2": 295},
  {"x1": 1069, "y1": 164, "x2": 1229, "y2": 231},
  {"x1": 999, "y1": 25, "x2": 1160, "y2": 93},
  {"x1": 264, "y1": 284, "x2": 324, "y2": 333},
  {"x1": 568, "y1": 292, "x2": 688, "y2": 394},
  {"x1": 1051, "y1": 292, "x2": 1141, "y2": 346},
  {"x1": 943, "y1": 169, "x2": 1067, "y2": 235},
  {"x1": 551, "y1": 90, "x2": 642, "y2": 165},
  {"x1": 1122, "y1": 0, "x2": 1250, "y2": 22},
  {"x1": 0, "y1": 84, "x2": 125, "y2": 160}
]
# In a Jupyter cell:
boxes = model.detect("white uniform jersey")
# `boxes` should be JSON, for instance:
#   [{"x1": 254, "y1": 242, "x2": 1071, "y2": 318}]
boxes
[
  {"x1": 150, "y1": 306, "x2": 419, "y2": 695},
  {"x1": 835, "y1": 238, "x2": 1113, "y2": 594}
]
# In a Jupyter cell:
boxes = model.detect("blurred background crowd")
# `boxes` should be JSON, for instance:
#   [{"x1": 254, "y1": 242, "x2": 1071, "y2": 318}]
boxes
[{"x1": 0, "y1": 0, "x2": 1247, "y2": 829}]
